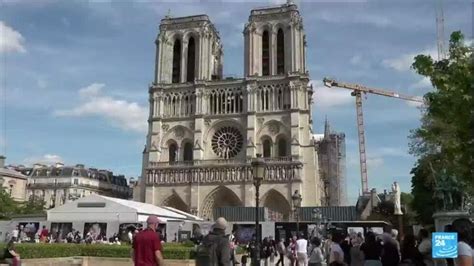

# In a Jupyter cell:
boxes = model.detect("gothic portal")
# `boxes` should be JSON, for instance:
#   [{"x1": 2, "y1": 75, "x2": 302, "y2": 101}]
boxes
[{"x1": 140, "y1": 2, "x2": 322, "y2": 220}]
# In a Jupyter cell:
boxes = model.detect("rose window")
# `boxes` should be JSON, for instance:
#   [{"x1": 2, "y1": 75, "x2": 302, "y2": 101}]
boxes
[{"x1": 211, "y1": 126, "x2": 243, "y2": 159}]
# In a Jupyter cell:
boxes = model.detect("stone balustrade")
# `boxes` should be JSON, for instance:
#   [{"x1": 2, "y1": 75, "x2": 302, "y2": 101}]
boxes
[{"x1": 146, "y1": 157, "x2": 302, "y2": 185}]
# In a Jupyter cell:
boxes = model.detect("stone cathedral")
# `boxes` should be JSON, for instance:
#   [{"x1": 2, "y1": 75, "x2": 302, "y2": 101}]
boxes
[{"x1": 140, "y1": 2, "x2": 322, "y2": 220}]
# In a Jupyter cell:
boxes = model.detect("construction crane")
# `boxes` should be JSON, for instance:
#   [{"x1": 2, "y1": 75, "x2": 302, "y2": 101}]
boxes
[
  {"x1": 322, "y1": 78, "x2": 424, "y2": 194},
  {"x1": 435, "y1": 0, "x2": 447, "y2": 60}
]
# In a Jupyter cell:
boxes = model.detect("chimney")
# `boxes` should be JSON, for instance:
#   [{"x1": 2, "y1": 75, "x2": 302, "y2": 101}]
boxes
[{"x1": 0, "y1": 155, "x2": 5, "y2": 168}]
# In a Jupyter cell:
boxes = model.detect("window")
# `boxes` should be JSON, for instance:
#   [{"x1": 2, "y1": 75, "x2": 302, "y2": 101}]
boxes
[
  {"x1": 74, "y1": 179, "x2": 78, "y2": 185},
  {"x1": 183, "y1": 142, "x2": 193, "y2": 161},
  {"x1": 169, "y1": 143, "x2": 178, "y2": 162},
  {"x1": 263, "y1": 139, "x2": 272, "y2": 158},
  {"x1": 172, "y1": 39, "x2": 181, "y2": 83},
  {"x1": 9, "y1": 185, "x2": 13, "y2": 196},
  {"x1": 186, "y1": 37, "x2": 195, "y2": 82},
  {"x1": 277, "y1": 29, "x2": 285, "y2": 74},
  {"x1": 278, "y1": 138, "x2": 288, "y2": 157},
  {"x1": 262, "y1": 30, "x2": 270, "y2": 76}
]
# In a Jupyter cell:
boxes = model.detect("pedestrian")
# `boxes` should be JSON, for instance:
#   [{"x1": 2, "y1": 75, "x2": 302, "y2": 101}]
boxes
[
  {"x1": 296, "y1": 233, "x2": 309, "y2": 266},
  {"x1": 399, "y1": 234, "x2": 424, "y2": 266},
  {"x1": 360, "y1": 231, "x2": 382, "y2": 266},
  {"x1": 341, "y1": 236, "x2": 352, "y2": 265},
  {"x1": 451, "y1": 218, "x2": 473, "y2": 266},
  {"x1": 261, "y1": 237, "x2": 271, "y2": 266},
  {"x1": 3, "y1": 239, "x2": 21, "y2": 266},
  {"x1": 131, "y1": 215, "x2": 164, "y2": 266},
  {"x1": 417, "y1": 229, "x2": 433, "y2": 266},
  {"x1": 196, "y1": 217, "x2": 231, "y2": 266},
  {"x1": 350, "y1": 235, "x2": 364, "y2": 266},
  {"x1": 308, "y1": 237, "x2": 324, "y2": 266},
  {"x1": 39, "y1": 225, "x2": 48, "y2": 243},
  {"x1": 288, "y1": 236, "x2": 297, "y2": 266},
  {"x1": 329, "y1": 232, "x2": 345, "y2": 265},
  {"x1": 380, "y1": 228, "x2": 400, "y2": 266},
  {"x1": 11, "y1": 226, "x2": 19, "y2": 243},
  {"x1": 276, "y1": 238, "x2": 286, "y2": 266}
]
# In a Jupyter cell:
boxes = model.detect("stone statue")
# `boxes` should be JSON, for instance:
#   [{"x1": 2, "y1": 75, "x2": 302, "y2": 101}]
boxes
[
  {"x1": 432, "y1": 168, "x2": 465, "y2": 211},
  {"x1": 392, "y1": 182, "x2": 403, "y2": 215}
]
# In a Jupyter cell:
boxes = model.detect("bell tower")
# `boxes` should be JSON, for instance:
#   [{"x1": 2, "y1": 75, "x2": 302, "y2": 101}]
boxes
[
  {"x1": 243, "y1": 2, "x2": 306, "y2": 77},
  {"x1": 154, "y1": 15, "x2": 223, "y2": 84}
]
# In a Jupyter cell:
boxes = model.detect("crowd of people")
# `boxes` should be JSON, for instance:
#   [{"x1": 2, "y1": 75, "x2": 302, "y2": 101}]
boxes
[
  {"x1": 2, "y1": 216, "x2": 473, "y2": 266},
  {"x1": 193, "y1": 217, "x2": 473, "y2": 266}
]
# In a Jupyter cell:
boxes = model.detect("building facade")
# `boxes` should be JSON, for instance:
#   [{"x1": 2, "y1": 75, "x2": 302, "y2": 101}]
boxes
[
  {"x1": 0, "y1": 156, "x2": 27, "y2": 202},
  {"x1": 22, "y1": 163, "x2": 131, "y2": 209},
  {"x1": 315, "y1": 120, "x2": 347, "y2": 206},
  {"x1": 141, "y1": 2, "x2": 321, "y2": 220}
]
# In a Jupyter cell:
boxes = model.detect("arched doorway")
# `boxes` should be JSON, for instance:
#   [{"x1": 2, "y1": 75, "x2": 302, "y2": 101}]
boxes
[
  {"x1": 201, "y1": 186, "x2": 243, "y2": 220},
  {"x1": 162, "y1": 193, "x2": 189, "y2": 213},
  {"x1": 262, "y1": 189, "x2": 291, "y2": 221}
]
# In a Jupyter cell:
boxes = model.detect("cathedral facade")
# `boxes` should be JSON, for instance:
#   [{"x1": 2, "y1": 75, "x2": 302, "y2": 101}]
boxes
[{"x1": 140, "y1": 2, "x2": 322, "y2": 220}]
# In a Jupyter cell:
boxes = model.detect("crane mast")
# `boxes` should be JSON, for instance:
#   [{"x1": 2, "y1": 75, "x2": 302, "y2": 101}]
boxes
[{"x1": 323, "y1": 78, "x2": 423, "y2": 194}]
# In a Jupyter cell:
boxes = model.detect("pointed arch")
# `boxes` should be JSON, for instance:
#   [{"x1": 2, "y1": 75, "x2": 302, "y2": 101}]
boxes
[
  {"x1": 186, "y1": 37, "x2": 196, "y2": 82},
  {"x1": 261, "y1": 136, "x2": 272, "y2": 158},
  {"x1": 201, "y1": 186, "x2": 243, "y2": 220},
  {"x1": 261, "y1": 189, "x2": 291, "y2": 221},
  {"x1": 183, "y1": 141, "x2": 193, "y2": 161},
  {"x1": 168, "y1": 141, "x2": 178, "y2": 162},
  {"x1": 162, "y1": 193, "x2": 189, "y2": 213},
  {"x1": 172, "y1": 39, "x2": 181, "y2": 83},
  {"x1": 262, "y1": 30, "x2": 270, "y2": 76},
  {"x1": 277, "y1": 28, "x2": 285, "y2": 74}
]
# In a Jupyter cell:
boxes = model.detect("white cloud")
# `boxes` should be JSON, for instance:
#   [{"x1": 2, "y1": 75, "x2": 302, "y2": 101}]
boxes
[
  {"x1": 382, "y1": 47, "x2": 437, "y2": 72},
  {"x1": 367, "y1": 156, "x2": 384, "y2": 168},
  {"x1": 0, "y1": 21, "x2": 26, "y2": 53},
  {"x1": 316, "y1": 10, "x2": 391, "y2": 28},
  {"x1": 36, "y1": 78, "x2": 47, "y2": 89},
  {"x1": 23, "y1": 154, "x2": 64, "y2": 166},
  {"x1": 350, "y1": 55, "x2": 362, "y2": 65},
  {"x1": 311, "y1": 80, "x2": 353, "y2": 108},
  {"x1": 372, "y1": 147, "x2": 410, "y2": 158},
  {"x1": 411, "y1": 76, "x2": 432, "y2": 90},
  {"x1": 54, "y1": 83, "x2": 147, "y2": 133}
]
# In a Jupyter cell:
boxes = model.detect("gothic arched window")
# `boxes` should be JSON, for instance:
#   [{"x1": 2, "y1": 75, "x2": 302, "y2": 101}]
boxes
[
  {"x1": 183, "y1": 142, "x2": 193, "y2": 161},
  {"x1": 277, "y1": 28, "x2": 285, "y2": 74},
  {"x1": 278, "y1": 138, "x2": 288, "y2": 157},
  {"x1": 263, "y1": 138, "x2": 272, "y2": 158},
  {"x1": 172, "y1": 39, "x2": 181, "y2": 83},
  {"x1": 187, "y1": 37, "x2": 195, "y2": 82},
  {"x1": 169, "y1": 143, "x2": 178, "y2": 162},
  {"x1": 262, "y1": 30, "x2": 270, "y2": 76}
]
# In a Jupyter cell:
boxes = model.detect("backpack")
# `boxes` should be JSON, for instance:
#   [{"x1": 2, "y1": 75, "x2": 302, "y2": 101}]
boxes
[{"x1": 195, "y1": 238, "x2": 219, "y2": 266}]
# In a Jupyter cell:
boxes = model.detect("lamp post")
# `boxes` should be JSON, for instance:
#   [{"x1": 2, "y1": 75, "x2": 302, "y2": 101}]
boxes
[
  {"x1": 251, "y1": 153, "x2": 266, "y2": 266},
  {"x1": 312, "y1": 208, "x2": 322, "y2": 237},
  {"x1": 292, "y1": 190, "x2": 302, "y2": 235}
]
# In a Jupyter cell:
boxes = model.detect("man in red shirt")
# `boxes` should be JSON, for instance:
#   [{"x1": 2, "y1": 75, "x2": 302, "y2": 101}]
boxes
[
  {"x1": 39, "y1": 226, "x2": 49, "y2": 243},
  {"x1": 131, "y1": 215, "x2": 164, "y2": 266}
]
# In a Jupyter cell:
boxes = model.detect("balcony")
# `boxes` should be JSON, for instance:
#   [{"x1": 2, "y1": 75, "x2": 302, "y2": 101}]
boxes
[{"x1": 146, "y1": 156, "x2": 302, "y2": 185}]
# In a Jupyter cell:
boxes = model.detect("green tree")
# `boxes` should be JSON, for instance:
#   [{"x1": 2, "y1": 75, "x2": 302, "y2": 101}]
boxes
[
  {"x1": 0, "y1": 187, "x2": 19, "y2": 219},
  {"x1": 19, "y1": 194, "x2": 46, "y2": 214},
  {"x1": 409, "y1": 31, "x2": 474, "y2": 221}
]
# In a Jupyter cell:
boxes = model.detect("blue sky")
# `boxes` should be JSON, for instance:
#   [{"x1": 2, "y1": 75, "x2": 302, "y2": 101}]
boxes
[{"x1": 0, "y1": 0, "x2": 472, "y2": 204}]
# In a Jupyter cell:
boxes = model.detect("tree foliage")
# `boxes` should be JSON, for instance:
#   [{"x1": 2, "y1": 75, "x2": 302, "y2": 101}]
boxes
[
  {"x1": 0, "y1": 188, "x2": 46, "y2": 219},
  {"x1": 410, "y1": 31, "x2": 474, "y2": 223}
]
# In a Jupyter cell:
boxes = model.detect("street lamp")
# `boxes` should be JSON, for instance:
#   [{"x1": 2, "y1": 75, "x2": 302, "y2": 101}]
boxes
[
  {"x1": 312, "y1": 208, "x2": 322, "y2": 237},
  {"x1": 292, "y1": 190, "x2": 302, "y2": 235},
  {"x1": 251, "y1": 153, "x2": 266, "y2": 265}
]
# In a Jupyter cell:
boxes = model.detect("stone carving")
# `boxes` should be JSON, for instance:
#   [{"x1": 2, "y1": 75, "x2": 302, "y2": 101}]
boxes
[
  {"x1": 282, "y1": 116, "x2": 290, "y2": 125},
  {"x1": 162, "y1": 124, "x2": 170, "y2": 131},
  {"x1": 174, "y1": 127, "x2": 185, "y2": 139},
  {"x1": 257, "y1": 117, "x2": 265, "y2": 126},
  {"x1": 391, "y1": 182, "x2": 403, "y2": 215},
  {"x1": 204, "y1": 118, "x2": 212, "y2": 127},
  {"x1": 268, "y1": 122, "x2": 280, "y2": 136}
]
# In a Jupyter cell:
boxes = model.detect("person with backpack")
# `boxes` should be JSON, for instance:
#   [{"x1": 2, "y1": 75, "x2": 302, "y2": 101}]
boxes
[{"x1": 196, "y1": 217, "x2": 231, "y2": 266}]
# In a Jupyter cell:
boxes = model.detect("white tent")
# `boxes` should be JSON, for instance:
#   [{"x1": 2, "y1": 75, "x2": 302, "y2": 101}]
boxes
[{"x1": 47, "y1": 194, "x2": 202, "y2": 223}]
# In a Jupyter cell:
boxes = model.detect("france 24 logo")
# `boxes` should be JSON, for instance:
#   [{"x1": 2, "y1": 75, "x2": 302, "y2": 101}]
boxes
[{"x1": 432, "y1": 232, "x2": 458, "y2": 259}]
